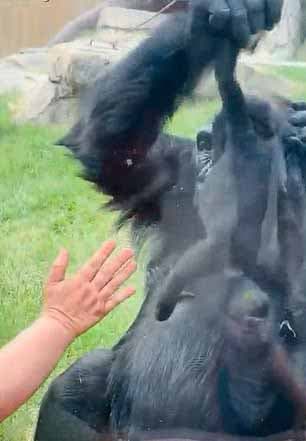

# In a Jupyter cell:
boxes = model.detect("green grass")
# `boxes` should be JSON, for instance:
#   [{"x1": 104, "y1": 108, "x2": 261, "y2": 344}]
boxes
[
  {"x1": 260, "y1": 65, "x2": 306, "y2": 100},
  {"x1": 0, "y1": 96, "x2": 217, "y2": 441},
  {"x1": 267, "y1": 65, "x2": 306, "y2": 84}
]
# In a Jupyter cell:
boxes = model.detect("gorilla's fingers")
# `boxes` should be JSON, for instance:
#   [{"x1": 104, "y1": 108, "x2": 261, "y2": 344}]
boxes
[
  {"x1": 292, "y1": 101, "x2": 306, "y2": 112},
  {"x1": 227, "y1": 0, "x2": 251, "y2": 47},
  {"x1": 245, "y1": 0, "x2": 265, "y2": 34},
  {"x1": 191, "y1": 0, "x2": 282, "y2": 45},
  {"x1": 266, "y1": 0, "x2": 283, "y2": 30},
  {"x1": 289, "y1": 111, "x2": 306, "y2": 128},
  {"x1": 301, "y1": 128, "x2": 306, "y2": 144},
  {"x1": 208, "y1": 0, "x2": 231, "y2": 31},
  {"x1": 286, "y1": 136, "x2": 305, "y2": 150}
]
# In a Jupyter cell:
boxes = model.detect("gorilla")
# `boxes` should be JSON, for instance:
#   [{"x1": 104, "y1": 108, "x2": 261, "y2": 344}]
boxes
[
  {"x1": 155, "y1": 50, "x2": 306, "y2": 321},
  {"x1": 34, "y1": 1, "x2": 306, "y2": 440}
]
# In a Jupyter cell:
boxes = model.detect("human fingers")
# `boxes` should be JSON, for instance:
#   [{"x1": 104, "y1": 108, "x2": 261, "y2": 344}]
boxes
[
  {"x1": 46, "y1": 249, "x2": 69, "y2": 284},
  {"x1": 99, "y1": 260, "x2": 137, "y2": 301},
  {"x1": 78, "y1": 240, "x2": 116, "y2": 280},
  {"x1": 104, "y1": 286, "x2": 136, "y2": 315},
  {"x1": 93, "y1": 248, "x2": 134, "y2": 291}
]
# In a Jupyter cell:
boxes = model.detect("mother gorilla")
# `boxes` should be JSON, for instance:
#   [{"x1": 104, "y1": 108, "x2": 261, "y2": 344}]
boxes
[{"x1": 34, "y1": 1, "x2": 306, "y2": 441}]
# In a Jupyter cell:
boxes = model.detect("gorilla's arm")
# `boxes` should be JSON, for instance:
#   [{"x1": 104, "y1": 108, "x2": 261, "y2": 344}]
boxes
[
  {"x1": 59, "y1": 0, "x2": 283, "y2": 225},
  {"x1": 59, "y1": 8, "x2": 220, "y2": 224},
  {"x1": 34, "y1": 349, "x2": 113, "y2": 441}
]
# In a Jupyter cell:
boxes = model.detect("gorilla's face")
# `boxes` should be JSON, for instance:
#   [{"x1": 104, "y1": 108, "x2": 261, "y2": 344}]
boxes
[
  {"x1": 225, "y1": 280, "x2": 272, "y2": 356},
  {"x1": 196, "y1": 96, "x2": 294, "y2": 164},
  {"x1": 192, "y1": 272, "x2": 282, "y2": 355},
  {"x1": 217, "y1": 273, "x2": 305, "y2": 434},
  {"x1": 223, "y1": 285, "x2": 306, "y2": 367}
]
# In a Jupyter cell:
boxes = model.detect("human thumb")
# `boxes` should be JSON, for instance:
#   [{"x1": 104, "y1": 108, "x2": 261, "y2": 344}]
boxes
[{"x1": 47, "y1": 249, "x2": 69, "y2": 284}]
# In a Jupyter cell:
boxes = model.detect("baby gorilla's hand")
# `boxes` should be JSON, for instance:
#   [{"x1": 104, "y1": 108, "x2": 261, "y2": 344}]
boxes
[
  {"x1": 290, "y1": 102, "x2": 306, "y2": 144},
  {"x1": 281, "y1": 102, "x2": 306, "y2": 159},
  {"x1": 42, "y1": 241, "x2": 137, "y2": 338},
  {"x1": 191, "y1": 0, "x2": 283, "y2": 47}
]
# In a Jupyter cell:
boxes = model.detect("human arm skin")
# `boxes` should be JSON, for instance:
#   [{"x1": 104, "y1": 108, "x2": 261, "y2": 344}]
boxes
[{"x1": 0, "y1": 240, "x2": 136, "y2": 422}]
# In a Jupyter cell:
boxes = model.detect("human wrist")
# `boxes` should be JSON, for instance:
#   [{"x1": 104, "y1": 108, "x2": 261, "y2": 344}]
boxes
[{"x1": 36, "y1": 313, "x2": 77, "y2": 346}]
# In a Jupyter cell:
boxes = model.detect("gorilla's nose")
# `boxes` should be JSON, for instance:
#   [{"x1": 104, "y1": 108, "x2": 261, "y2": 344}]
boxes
[
  {"x1": 247, "y1": 293, "x2": 269, "y2": 319},
  {"x1": 229, "y1": 290, "x2": 270, "y2": 322},
  {"x1": 226, "y1": 290, "x2": 272, "y2": 350}
]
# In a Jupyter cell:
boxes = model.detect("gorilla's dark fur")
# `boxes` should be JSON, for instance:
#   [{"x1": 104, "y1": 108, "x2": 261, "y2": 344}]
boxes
[
  {"x1": 35, "y1": 2, "x2": 306, "y2": 441},
  {"x1": 155, "y1": 47, "x2": 306, "y2": 321}
]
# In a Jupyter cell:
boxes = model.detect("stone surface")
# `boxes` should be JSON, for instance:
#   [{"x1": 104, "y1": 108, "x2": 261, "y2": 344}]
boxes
[
  {"x1": 10, "y1": 7, "x2": 155, "y2": 124},
  {"x1": 49, "y1": 42, "x2": 115, "y2": 93},
  {"x1": 3, "y1": 48, "x2": 49, "y2": 73},
  {"x1": 255, "y1": 0, "x2": 302, "y2": 60},
  {"x1": 0, "y1": 48, "x2": 48, "y2": 96},
  {"x1": 14, "y1": 36, "x2": 140, "y2": 124},
  {"x1": 47, "y1": 1, "x2": 174, "y2": 47},
  {"x1": 97, "y1": 6, "x2": 167, "y2": 30},
  {"x1": 11, "y1": 46, "x2": 300, "y2": 125},
  {"x1": 14, "y1": 75, "x2": 79, "y2": 125},
  {"x1": 194, "y1": 57, "x2": 296, "y2": 100},
  {"x1": 2, "y1": 4, "x2": 304, "y2": 125}
]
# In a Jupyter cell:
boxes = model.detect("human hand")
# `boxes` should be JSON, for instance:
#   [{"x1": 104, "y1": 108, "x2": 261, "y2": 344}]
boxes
[
  {"x1": 42, "y1": 240, "x2": 137, "y2": 338},
  {"x1": 190, "y1": 0, "x2": 283, "y2": 48}
]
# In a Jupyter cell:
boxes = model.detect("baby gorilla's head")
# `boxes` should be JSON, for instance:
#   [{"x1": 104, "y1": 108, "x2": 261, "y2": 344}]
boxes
[{"x1": 196, "y1": 95, "x2": 299, "y2": 167}]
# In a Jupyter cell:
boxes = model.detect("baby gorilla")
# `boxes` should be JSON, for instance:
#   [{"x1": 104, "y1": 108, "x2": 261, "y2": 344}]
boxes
[
  {"x1": 218, "y1": 271, "x2": 306, "y2": 435},
  {"x1": 156, "y1": 43, "x2": 306, "y2": 323}
]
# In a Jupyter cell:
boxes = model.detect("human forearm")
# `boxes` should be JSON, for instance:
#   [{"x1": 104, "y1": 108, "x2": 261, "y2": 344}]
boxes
[
  {"x1": 0, "y1": 241, "x2": 136, "y2": 422},
  {"x1": 0, "y1": 316, "x2": 74, "y2": 422}
]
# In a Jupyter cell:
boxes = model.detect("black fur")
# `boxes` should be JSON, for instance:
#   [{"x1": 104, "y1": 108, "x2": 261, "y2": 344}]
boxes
[
  {"x1": 35, "y1": 2, "x2": 306, "y2": 441},
  {"x1": 155, "y1": 43, "x2": 305, "y2": 322}
]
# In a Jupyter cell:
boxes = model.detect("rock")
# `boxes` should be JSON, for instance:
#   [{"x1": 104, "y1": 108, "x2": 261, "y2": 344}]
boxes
[
  {"x1": 48, "y1": 4, "x2": 105, "y2": 47},
  {"x1": 195, "y1": 59, "x2": 295, "y2": 100},
  {"x1": 14, "y1": 37, "x2": 139, "y2": 124},
  {"x1": 4, "y1": 3, "x2": 303, "y2": 126},
  {"x1": 0, "y1": 48, "x2": 48, "y2": 96},
  {"x1": 0, "y1": 63, "x2": 33, "y2": 96},
  {"x1": 14, "y1": 76, "x2": 57, "y2": 124},
  {"x1": 12, "y1": 6, "x2": 157, "y2": 124},
  {"x1": 97, "y1": 6, "x2": 166, "y2": 30},
  {"x1": 49, "y1": 43, "x2": 114, "y2": 94},
  {"x1": 13, "y1": 73, "x2": 80, "y2": 125},
  {"x1": 255, "y1": 0, "x2": 302, "y2": 60},
  {"x1": 48, "y1": 1, "x2": 175, "y2": 47},
  {"x1": 13, "y1": 6, "x2": 153, "y2": 125},
  {"x1": 2, "y1": 48, "x2": 49, "y2": 73},
  {"x1": 12, "y1": 43, "x2": 299, "y2": 125},
  {"x1": 48, "y1": 36, "x2": 143, "y2": 91}
]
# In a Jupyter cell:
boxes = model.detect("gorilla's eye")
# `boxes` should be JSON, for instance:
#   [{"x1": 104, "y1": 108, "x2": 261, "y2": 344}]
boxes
[{"x1": 279, "y1": 320, "x2": 297, "y2": 344}]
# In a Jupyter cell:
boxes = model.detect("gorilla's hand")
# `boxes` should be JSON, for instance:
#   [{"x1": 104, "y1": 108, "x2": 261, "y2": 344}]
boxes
[
  {"x1": 191, "y1": 0, "x2": 283, "y2": 47},
  {"x1": 290, "y1": 102, "x2": 306, "y2": 145},
  {"x1": 282, "y1": 102, "x2": 306, "y2": 159}
]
